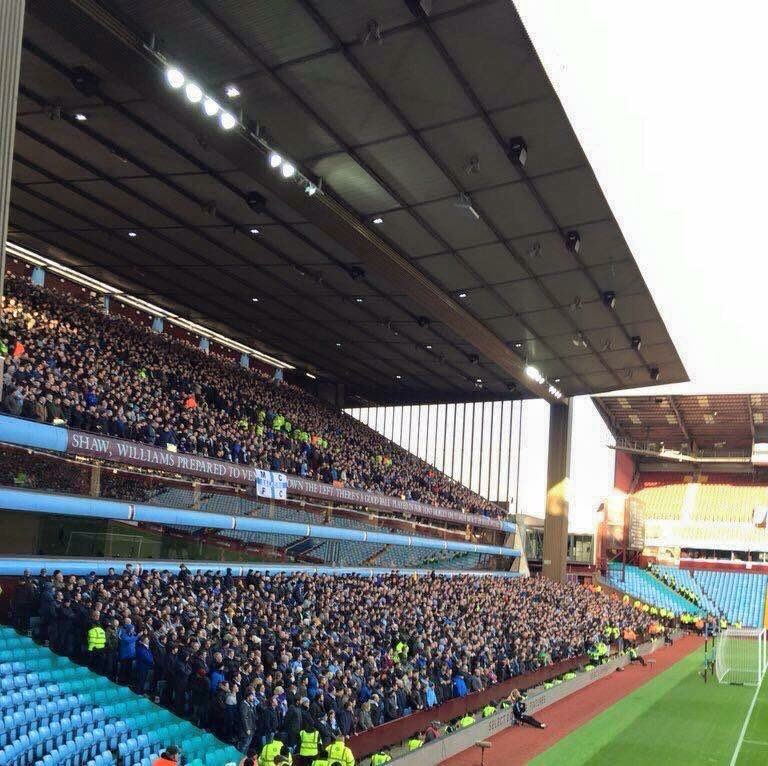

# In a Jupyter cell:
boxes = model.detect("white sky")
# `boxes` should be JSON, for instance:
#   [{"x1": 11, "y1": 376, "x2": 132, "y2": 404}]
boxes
[{"x1": 515, "y1": 1, "x2": 768, "y2": 395}]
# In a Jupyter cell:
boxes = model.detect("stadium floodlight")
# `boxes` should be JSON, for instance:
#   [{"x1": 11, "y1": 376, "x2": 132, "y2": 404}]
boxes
[
  {"x1": 395, "y1": 375, "x2": 402, "y2": 379},
  {"x1": 281, "y1": 162, "x2": 296, "y2": 179},
  {"x1": 355, "y1": 297, "x2": 363, "y2": 303},
  {"x1": 251, "y1": 297, "x2": 259, "y2": 302},
  {"x1": 305, "y1": 182, "x2": 318, "y2": 196},
  {"x1": 203, "y1": 97, "x2": 220, "y2": 117},
  {"x1": 184, "y1": 82, "x2": 203, "y2": 103},
  {"x1": 525, "y1": 365, "x2": 545, "y2": 384},
  {"x1": 74, "y1": 113, "x2": 88, "y2": 122},
  {"x1": 458, "y1": 291, "x2": 468, "y2": 299},
  {"x1": 372, "y1": 216, "x2": 384, "y2": 225},
  {"x1": 426, "y1": 345, "x2": 432, "y2": 350},
  {"x1": 219, "y1": 111, "x2": 237, "y2": 130},
  {"x1": 127, "y1": 231, "x2": 137, "y2": 238},
  {"x1": 165, "y1": 67, "x2": 185, "y2": 89},
  {"x1": 249, "y1": 228, "x2": 260, "y2": 235},
  {"x1": 269, "y1": 152, "x2": 283, "y2": 169},
  {"x1": 225, "y1": 84, "x2": 240, "y2": 99}
]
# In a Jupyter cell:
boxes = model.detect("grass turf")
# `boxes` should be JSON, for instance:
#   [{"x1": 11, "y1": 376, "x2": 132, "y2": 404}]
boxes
[{"x1": 531, "y1": 644, "x2": 768, "y2": 766}]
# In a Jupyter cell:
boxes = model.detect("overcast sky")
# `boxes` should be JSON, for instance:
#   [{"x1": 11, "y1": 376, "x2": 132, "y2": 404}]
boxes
[{"x1": 515, "y1": 1, "x2": 768, "y2": 395}]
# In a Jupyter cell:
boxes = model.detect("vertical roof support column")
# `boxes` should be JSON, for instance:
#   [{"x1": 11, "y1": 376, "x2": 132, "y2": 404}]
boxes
[
  {"x1": 543, "y1": 402, "x2": 573, "y2": 583},
  {"x1": 0, "y1": 0, "x2": 24, "y2": 303}
]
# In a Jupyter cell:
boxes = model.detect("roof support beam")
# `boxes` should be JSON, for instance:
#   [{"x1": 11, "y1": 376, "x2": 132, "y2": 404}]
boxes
[{"x1": 668, "y1": 396, "x2": 693, "y2": 451}]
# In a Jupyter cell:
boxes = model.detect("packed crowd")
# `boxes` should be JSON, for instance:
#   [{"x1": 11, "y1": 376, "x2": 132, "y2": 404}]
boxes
[
  {"x1": 0, "y1": 274, "x2": 503, "y2": 519},
  {"x1": 12, "y1": 565, "x2": 651, "y2": 753}
]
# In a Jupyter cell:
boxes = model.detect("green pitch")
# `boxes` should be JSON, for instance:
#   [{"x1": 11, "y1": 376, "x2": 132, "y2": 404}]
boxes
[{"x1": 531, "y1": 644, "x2": 768, "y2": 766}]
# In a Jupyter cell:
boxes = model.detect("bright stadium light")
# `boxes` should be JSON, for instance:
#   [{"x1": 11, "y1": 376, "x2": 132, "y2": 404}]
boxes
[
  {"x1": 165, "y1": 67, "x2": 185, "y2": 89},
  {"x1": 525, "y1": 365, "x2": 545, "y2": 384},
  {"x1": 281, "y1": 161, "x2": 296, "y2": 179},
  {"x1": 74, "y1": 113, "x2": 88, "y2": 122},
  {"x1": 306, "y1": 372, "x2": 317, "y2": 379},
  {"x1": 269, "y1": 152, "x2": 283, "y2": 169},
  {"x1": 185, "y1": 82, "x2": 203, "y2": 103},
  {"x1": 225, "y1": 84, "x2": 240, "y2": 99},
  {"x1": 203, "y1": 97, "x2": 219, "y2": 117},
  {"x1": 219, "y1": 111, "x2": 237, "y2": 130},
  {"x1": 305, "y1": 182, "x2": 317, "y2": 196},
  {"x1": 372, "y1": 216, "x2": 384, "y2": 225}
]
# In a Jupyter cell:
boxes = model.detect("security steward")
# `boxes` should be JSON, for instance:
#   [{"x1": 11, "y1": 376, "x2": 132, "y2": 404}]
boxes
[
  {"x1": 299, "y1": 726, "x2": 320, "y2": 763},
  {"x1": 459, "y1": 712, "x2": 475, "y2": 728},
  {"x1": 86, "y1": 614, "x2": 107, "y2": 672},
  {"x1": 406, "y1": 733, "x2": 424, "y2": 752},
  {"x1": 369, "y1": 749, "x2": 392, "y2": 765},
  {"x1": 482, "y1": 701, "x2": 497, "y2": 718},
  {"x1": 260, "y1": 739, "x2": 292, "y2": 766},
  {"x1": 325, "y1": 734, "x2": 355, "y2": 766}
]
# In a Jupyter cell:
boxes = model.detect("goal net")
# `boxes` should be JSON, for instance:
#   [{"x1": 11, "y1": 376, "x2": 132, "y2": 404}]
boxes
[{"x1": 715, "y1": 627, "x2": 768, "y2": 686}]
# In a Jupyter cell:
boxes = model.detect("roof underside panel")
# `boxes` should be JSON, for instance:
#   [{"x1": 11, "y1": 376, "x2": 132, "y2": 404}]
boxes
[{"x1": 10, "y1": 0, "x2": 686, "y2": 405}]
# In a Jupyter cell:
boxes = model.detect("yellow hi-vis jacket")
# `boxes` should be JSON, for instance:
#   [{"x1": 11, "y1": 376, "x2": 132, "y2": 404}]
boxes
[
  {"x1": 370, "y1": 754, "x2": 392, "y2": 765},
  {"x1": 325, "y1": 741, "x2": 355, "y2": 766},
  {"x1": 259, "y1": 740, "x2": 290, "y2": 766},
  {"x1": 482, "y1": 704, "x2": 497, "y2": 718},
  {"x1": 299, "y1": 730, "x2": 320, "y2": 757},
  {"x1": 459, "y1": 714, "x2": 475, "y2": 728},
  {"x1": 87, "y1": 626, "x2": 106, "y2": 652},
  {"x1": 407, "y1": 738, "x2": 422, "y2": 751}
]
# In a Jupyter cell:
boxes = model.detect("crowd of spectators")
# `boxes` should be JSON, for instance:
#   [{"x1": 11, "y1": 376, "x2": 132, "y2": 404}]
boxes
[
  {"x1": 0, "y1": 274, "x2": 503, "y2": 519},
  {"x1": 12, "y1": 565, "x2": 651, "y2": 753}
]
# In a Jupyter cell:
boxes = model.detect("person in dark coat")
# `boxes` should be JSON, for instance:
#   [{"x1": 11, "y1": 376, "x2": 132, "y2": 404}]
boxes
[
  {"x1": 133, "y1": 636, "x2": 154, "y2": 695},
  {"x1": 282, "y1": 701, "x2": 302, "y2": 750},
  {"x1": 238, "y1": 689, "x2": 258, "y2": 752},
  {"x1": 189, "y1": 668, "x2": 211, "y2": 729}
]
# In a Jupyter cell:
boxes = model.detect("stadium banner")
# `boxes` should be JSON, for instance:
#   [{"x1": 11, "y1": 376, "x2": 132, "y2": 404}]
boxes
[
  {"x1": 63, "y1": 429, "x2": 506, "y2": 530},
  {"x1": 255, "y1": 469, "x2": 287, "y2": 501}
]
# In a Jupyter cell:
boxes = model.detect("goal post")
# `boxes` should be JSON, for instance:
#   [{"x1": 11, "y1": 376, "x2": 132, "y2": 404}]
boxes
[{"x1": 715, "y1": 627, "x2": 768, "y2": 686}]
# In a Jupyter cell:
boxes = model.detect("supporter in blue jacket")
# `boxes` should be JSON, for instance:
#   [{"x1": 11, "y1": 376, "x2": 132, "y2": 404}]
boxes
[
  {"x1": 452, "y1": 674, "x2": 468, "y2": 698},
  {"x1": 133, "y1": 635, "x2": 154, "y2": 694},
  {"x1": 117, "y1": 621, "x2": 138, "y2": 684}
]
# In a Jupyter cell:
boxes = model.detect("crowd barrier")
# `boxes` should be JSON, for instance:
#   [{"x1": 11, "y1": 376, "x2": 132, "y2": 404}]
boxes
[
  {"x1": 0, "y1": 556, "x2": 519, "y2": 578},
  {"x1": 0, "y1": 486, "x2": 518, "y2": 557}
]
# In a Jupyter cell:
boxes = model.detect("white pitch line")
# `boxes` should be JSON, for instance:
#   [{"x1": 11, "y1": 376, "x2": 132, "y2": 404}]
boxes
[{"x1": 730, "y1": 676, "x2": 765, "y2": 766}]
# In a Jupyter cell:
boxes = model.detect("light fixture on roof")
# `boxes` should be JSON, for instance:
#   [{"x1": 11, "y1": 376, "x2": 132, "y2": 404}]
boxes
[
  {"x1": 305, "y1": 182, "x2": 318, "y2": 196},
  {"x1": 127, "y1": 231, "x2": 137, "y2": 238},
  {"x1": 215, "y1": 109, "x2": 236, "y2": 130},
  {"x1": 525, "y1": 365, "x2": 545, "y2": 384},
  {"x1": 507, "y1": 136, "x2": 528, "y2": 167},
  {"x1": 630, "y1": 336, "x2": 642, "y2": 350},
  {"x1": 649, "y1": 366, "x2": 660, "y2": 381},
  {"x1": 548, "y1": 385, "x2": 562, "y2": 399},
  {"x1": 269, "y1": 152, "x2": 283, "y2": 169},
  {"x1": 225, "y1": 84, "x2": 240, "y2": 99},
  {"x1": 372, "y1": 216, "x2": 384, "y2": 225},
  {"x1": 249, "y1": 228, "x2": 260, "y2": 235},
  {"x1": 454, "y1": 192, "x2": 479, "y2": 220},
  {"x1": 515, "y1": 342, "x2": 523, "y2": 349},
  {"x1": 203, "y1": 97, "x2": 219, "y2": 117},
  {"x1": 572, "y1": 333, "x2": 587, "y2": 348},
  {"x1": 426, "y1": 345, "x2": 432, "y2": 350},
  {"x1": 74, "y1": 113, "x2": 88, "y2": 122},
  {"x1": 184, "y1": 82, "x2": 203, "y2": 104},
  {"x1": 251, "y1": 297, "x2": 259, "y2": 302},
  {"x1": 336, "y1": 342, "x2": 342, "y2": 348},
  {"x1": 475, "y1": 378, "x2": 482, "y2": 384},
  {"x1": 355, "y1": 297, "x2": 363, "y2": 303},
  {"x1": 565, "y1": 230, "x2": 581, "y2": 255},
  {"x1": 458, "y1": 291, "x2": 468, "y2": 299},
  {"x1": 165, "y1": 67, "x2": 185, "y2": 89},
  {"x1": 281, "y1": 161, "x2": 296, "y2": 179},
  {"x1": 395, "y1": 375, "x2": 402, "y2": 380},
  {"x1": 602, "y1": 291, "x2": 616, "y2": 309},
  {"x1": 245, "y1": 191, "x2": 267, "y2": 214},
  {"x1": 305, "y1": 372, "x2": 317, "y2": 380}
]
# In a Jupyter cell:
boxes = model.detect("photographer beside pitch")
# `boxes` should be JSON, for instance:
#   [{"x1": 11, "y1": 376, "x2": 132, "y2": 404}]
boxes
[{"x1": 506, "y1": 689, "x2": 547, "y2": 730}]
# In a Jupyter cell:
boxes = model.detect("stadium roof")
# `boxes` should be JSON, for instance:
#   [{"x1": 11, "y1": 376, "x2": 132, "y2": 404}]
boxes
[
  {"x1": 594, "y1": 393, "x2": 768, "y2": 451},
  {"x1": 9, "y1": 0, "x2": 686, "y2": 405}
]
